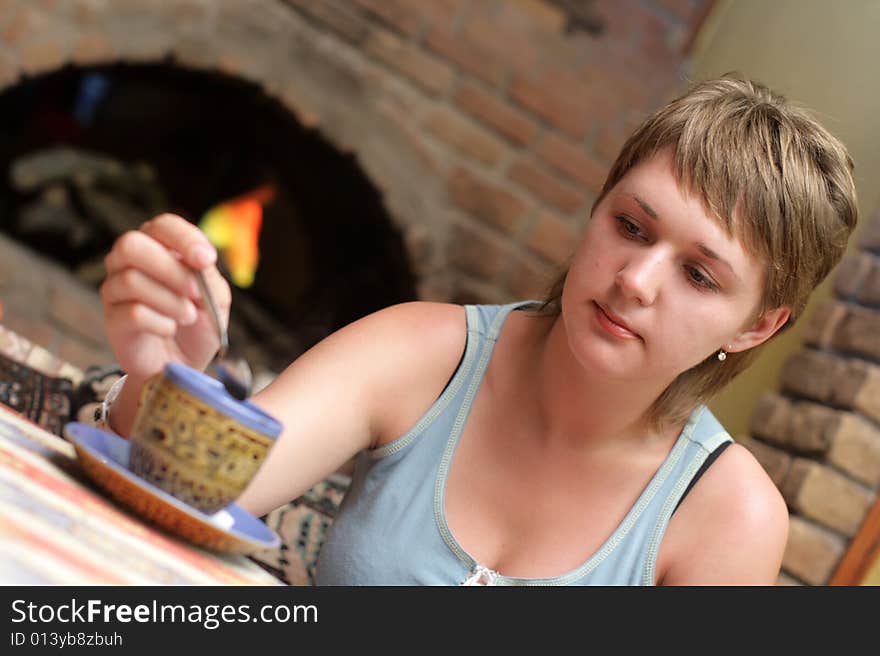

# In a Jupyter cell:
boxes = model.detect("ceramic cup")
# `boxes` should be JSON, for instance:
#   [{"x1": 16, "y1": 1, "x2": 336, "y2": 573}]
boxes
[{"x1": 128, "y1": 362, "x2": 282, "y2": 514}]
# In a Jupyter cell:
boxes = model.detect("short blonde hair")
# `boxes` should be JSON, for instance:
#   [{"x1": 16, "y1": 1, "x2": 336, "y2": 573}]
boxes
[{"x1": 540, "y1": 75, "x2": 858, "y2": 428}]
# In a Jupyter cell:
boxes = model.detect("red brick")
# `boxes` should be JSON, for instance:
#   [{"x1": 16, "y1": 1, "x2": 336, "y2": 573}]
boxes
[
  {"x1": 508, "y1": 71, "x2": 593, "y2": 139},
  {"x1": 446, "y1": 167, "x2": 529, "y2": 235},
  {"x1": 524, "y1": 210, "x2": 580, "y2": 265},
  {"x1": 506, "y1": 250, "x2": 556, "y2": 300},
  {"x1": 506, "y1": 0, "x2": 566, "y2": 32},
  {"x1": 350, "y1": 0, "x2": 422, "y2": 36},
  {"x1": 396, "y1": 123, "x2": 447, "y2": 178},
  {"x1": 422, "y1": 108, "x2": 505, "y2": 166},
  {"x1": 287, "y1": 0, "x2": 371, "y2": 44},
  {"x1": 454, "y1": 81, "x2": 540, "y2": 145},
  {"x1": 424, "y1": 27, "x2": 507, "y2": 87},
  {"x1": 508, "y1": 158, "x2": 587, "y2": 214},
  {"x1": 459, "y1": 9, "x2": 542, "y2": 74},
  {"x1": 451, "y1": 276, "x2": 510, "y2": 306},
  {"x1": 448, "y1": 222, "x2": 511, "y2": 282},
  {"x1": 400, "y1": 0, "x2": 466, "y2": 32},
  {"x1": 364, "y1": 28, "x2": 455, "y2": 96},
  {"x1": 535, "y1": 134, "x2": 608, "y2": 193},
  {"x1": 594, "y1": 110, "x2": 646, "y2": 164}
]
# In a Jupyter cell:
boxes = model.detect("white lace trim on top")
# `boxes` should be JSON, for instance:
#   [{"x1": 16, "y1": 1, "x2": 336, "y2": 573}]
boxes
[{"x1": 461, "y1": 565, "x2": 498, "y2": 586}]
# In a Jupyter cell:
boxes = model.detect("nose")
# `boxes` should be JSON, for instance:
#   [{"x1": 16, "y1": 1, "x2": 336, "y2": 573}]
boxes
[{"x1": 615, "y1": 249, "x2": 665, "y2": 305}]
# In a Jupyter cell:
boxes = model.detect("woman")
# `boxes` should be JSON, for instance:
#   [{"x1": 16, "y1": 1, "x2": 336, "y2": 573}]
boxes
[{"x1": 96, "y1": 76, "x2": 858, "y2": 585}]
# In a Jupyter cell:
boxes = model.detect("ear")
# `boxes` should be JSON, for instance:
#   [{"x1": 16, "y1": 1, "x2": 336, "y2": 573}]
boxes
[{"x1": 728, "y1": 306, "x2": 791, "y2": 353}]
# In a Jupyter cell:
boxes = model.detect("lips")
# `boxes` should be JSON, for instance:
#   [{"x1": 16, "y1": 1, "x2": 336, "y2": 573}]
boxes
[{"x1": 593, "y1": 302, "x2": 641, "y2": 340}]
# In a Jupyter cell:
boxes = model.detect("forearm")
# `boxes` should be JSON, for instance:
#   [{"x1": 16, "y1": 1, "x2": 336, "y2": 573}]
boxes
[{"x1": 105, "y1": 374, "x2": 151, "y2": 437}]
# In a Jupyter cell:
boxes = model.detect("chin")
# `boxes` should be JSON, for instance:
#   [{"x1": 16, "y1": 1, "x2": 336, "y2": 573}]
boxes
[{"x1": 561, "y1": 306, "x2": 636, "y2": 378}]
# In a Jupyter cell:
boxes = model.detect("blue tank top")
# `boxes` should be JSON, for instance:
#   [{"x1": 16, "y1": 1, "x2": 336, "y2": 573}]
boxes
[{"x1": 316, "y1": 302, "x2": 733, "y2": 585}]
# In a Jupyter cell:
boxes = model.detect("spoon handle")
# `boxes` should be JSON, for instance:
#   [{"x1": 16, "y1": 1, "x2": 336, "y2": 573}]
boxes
[{"x1": 194, "y1": 269, "x2": 229, "y2": 357}]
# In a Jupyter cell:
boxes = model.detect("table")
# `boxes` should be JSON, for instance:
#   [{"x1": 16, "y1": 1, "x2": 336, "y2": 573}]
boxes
[{"x1": 0, "y1": 402, "x2": 282, "y2": 585}]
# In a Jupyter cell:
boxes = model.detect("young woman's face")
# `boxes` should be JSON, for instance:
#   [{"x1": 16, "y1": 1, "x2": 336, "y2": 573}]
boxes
[{"x1": 561, "y1": 150, "x2": 783, "y2": 385}]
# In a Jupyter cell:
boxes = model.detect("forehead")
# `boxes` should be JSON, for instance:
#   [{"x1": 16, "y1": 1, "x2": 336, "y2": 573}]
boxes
[
  {"x1": 610, "y1": 152, "x2": 768, "y2": 283},
  {"x1": 626, "y1": 149, "x2": 766, "y2": 258}
]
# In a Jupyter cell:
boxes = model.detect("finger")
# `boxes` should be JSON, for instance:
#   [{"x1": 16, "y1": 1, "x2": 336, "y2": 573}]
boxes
[
  {"x1": 101, "y1": 269, "x2": 198, "y2": 326},
  {"x1": 105, "y1": 301, "x2": 178, "y2": 339},
  {"x1": 104, "y1": 231, "x2": 202, "y2": 302},
  {"x1": 140, "y1": 213, "x2": 218, "y2": 270}
]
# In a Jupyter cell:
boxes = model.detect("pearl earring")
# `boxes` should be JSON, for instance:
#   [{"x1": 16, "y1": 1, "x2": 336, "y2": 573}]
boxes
[{"x1": 717, "y1": 349, "x2": 727, "y2": 361}]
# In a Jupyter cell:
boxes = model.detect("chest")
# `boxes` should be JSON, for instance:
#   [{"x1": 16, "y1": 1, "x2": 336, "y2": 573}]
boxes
[{"x1": 443, "y1": 394, "x2": 670, "y2": 580}]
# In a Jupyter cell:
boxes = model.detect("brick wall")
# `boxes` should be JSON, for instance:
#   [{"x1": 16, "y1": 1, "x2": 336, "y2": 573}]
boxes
[
  {"x1": 0, "y1": 0, "x2": 710, "y2": 304},
  {"x1": 0, "y1": 232, "x2": 115, "y2": 369}
]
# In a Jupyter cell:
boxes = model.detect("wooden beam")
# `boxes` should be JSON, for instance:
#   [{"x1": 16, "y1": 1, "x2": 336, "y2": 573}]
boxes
[{"x1": 830, "y1": 496, "x2": 880, "y2": 585}]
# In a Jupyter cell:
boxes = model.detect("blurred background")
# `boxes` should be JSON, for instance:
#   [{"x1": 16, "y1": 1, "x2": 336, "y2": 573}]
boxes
[{"x1": 0, "y1": 0, "x2": 877, "y2": 585}]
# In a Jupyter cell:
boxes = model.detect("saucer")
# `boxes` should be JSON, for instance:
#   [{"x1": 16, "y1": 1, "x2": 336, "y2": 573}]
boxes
[{"x1": 64, "y1": 422, "x2": 281, "y2": 555}]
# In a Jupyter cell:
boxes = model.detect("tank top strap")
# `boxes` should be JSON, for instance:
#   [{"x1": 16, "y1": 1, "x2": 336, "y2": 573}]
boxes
[
  {"x1": 466, "y1": 301, "x2": 541, "y2": 342},
  {"x1": 638, "y1": 406, "x2": 733, "y2": 584}
]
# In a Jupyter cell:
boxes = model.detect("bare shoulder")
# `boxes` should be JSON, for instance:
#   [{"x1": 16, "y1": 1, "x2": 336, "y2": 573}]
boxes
[
  {"x1": 339, "y1": 302, "x2": 468, "y2": 444},
  {"x1": 658, "y1": 442, "x2": 790, "y2": 585},
  {"x1": 346, "y1": 301, "x2": 466, "y2": 363}
]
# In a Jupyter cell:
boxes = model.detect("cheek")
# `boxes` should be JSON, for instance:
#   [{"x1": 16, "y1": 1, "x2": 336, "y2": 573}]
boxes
[{"x1": 654, "y1": 298, "x2": 737, "y2": 364}]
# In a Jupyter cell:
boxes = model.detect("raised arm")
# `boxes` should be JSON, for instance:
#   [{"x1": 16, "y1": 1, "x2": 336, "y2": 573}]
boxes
[
  {"x1": 99, "y1": 216, "x2": 467, "y2": 516},
  {"x1": 238, "y1": 300, "x2": 467, "y2": 517}
]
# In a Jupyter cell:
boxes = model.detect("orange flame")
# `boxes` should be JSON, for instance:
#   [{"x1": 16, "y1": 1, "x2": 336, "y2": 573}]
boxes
[{"x1": 199, "y1": 185, "x2": 275, "y2": 288}]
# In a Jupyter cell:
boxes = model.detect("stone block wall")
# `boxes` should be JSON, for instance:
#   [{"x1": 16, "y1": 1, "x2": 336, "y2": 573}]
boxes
[{"x1": 742, "y1": 207, "x2": 880, "y2": 585}]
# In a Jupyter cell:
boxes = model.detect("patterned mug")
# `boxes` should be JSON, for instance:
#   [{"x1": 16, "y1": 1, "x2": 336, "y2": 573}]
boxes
[{"x1": 128, "y1": 362, "x2": 282, "y2": 514}]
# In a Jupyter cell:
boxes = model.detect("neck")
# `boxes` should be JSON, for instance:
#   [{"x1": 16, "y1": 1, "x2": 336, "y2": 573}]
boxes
[{"x1": 508, "y1": 312, "x2": 679, "y2": 453}]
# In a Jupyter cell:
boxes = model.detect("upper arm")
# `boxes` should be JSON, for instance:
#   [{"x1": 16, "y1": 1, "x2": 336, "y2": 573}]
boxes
[
  {"x1": 658, "y1": 443, "x2": 790, "y2": 586},
  {"x1": 236, "y1": 301, "x2": 466, "y2": 517}
]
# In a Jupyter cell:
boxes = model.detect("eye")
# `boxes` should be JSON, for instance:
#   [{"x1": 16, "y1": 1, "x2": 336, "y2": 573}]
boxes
[
  {"x1": 685, "y1": 265, "x2": 718, "y2": 291},
  {"x1": 615, "y1": 215, "x2": 646, "y2": 241}
]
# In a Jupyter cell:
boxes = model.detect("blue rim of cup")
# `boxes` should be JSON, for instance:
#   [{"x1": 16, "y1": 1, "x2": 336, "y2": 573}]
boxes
[{"x1": 163, "y1": 362, "x2": 282, "y2": 438}]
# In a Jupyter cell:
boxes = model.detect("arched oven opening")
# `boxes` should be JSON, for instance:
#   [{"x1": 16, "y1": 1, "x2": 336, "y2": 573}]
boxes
[{"x1": 0, "y1": 62, "x2": 418, "y2": 377}]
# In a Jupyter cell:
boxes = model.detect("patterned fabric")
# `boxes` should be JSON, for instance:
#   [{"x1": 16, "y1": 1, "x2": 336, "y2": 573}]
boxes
[
  {"x1": 250, "y1": 474, "x2": 350, "y2": 586},
  {"x1": 0, "y1": 324, "x2": 122, "y2": 438},
  {"x1": 0, "y1": 353, "x2": 76, "y2": 437},
  {"x1": 0, "y1": 323, "x2": 349, "y2": 586}
]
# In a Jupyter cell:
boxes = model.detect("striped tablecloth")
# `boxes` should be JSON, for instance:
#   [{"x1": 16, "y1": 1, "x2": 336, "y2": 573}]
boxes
[{"x1": 0, "y1": 403, "x2": 282, "y2": 585}]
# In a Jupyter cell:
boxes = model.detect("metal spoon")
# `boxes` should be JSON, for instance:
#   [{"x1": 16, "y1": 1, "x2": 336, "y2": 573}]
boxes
[{"x1": 194, "y1": 269, "x2": 253, "y2": 401}]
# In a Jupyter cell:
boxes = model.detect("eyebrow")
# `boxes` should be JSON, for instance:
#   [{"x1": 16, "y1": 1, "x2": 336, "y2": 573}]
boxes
[
  {"x1": 625, "y1": 193, "x2": 741, "y2": 283},
  {"x1": 628, "y1": 194, "x2": 659, "y2": 220}
]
